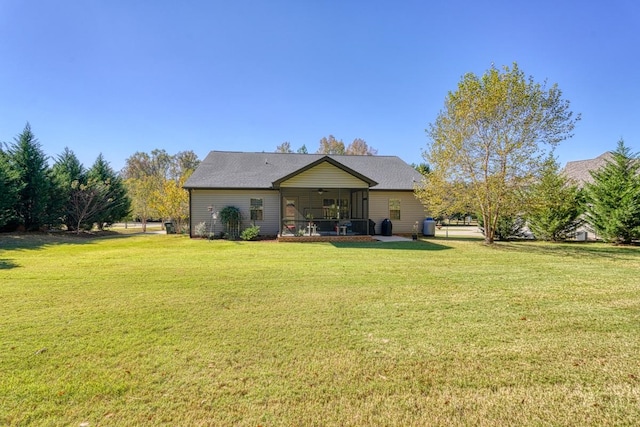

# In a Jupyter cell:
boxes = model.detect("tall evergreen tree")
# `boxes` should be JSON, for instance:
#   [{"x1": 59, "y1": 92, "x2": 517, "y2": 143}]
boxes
[
  {"x1": 51, "y1": 148, "x2": 86, "y2": 230},
  {"x1": 86, "y1": 154, "x2": 130, "y2": 229},
  {"x1": 412, "y1": 162, "x2": 431, "y2": 176},
  {"x1": 525, "y1": 155, "x2": 584, "y2": 241},
  {"x1": 7, "y1": 123, "x2": 55, "y2": 230},
  {"x1": 0, "y1": 148, "x2": 21, "y2": 229},
  {"x1": 584, "y1": 140, "x2": 640, "y2": 244}
]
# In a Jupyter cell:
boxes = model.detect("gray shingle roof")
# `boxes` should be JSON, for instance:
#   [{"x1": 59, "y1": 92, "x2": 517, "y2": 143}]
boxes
[
  {"x1": 563, "y1": 152, "x2": 613, "y2": 185},
  {"x1": 184, "y1": 151, "x2": 423, "y2": 190}
]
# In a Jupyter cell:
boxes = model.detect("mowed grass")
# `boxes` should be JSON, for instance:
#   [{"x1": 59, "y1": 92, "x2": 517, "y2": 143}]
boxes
[{"x1": 1, "y1": 233, "x2": 640, "y2": 426}]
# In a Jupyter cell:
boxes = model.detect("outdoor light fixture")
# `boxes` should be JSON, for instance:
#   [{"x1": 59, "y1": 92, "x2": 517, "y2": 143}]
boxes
[{"x1": 317, "y1": 188, "x2": 324, "y2": 195}]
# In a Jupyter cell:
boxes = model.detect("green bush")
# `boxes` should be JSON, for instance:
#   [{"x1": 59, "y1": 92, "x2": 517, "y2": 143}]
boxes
[
  {"x1": 478, "y1": 214, "x2": 527, "y2": 241},
  {"x1": 220, "y1": 206, "x2": 241, "y2": 239},
  {"x1": 240, "y1": 225, "x2": 260, "y2": 241}
]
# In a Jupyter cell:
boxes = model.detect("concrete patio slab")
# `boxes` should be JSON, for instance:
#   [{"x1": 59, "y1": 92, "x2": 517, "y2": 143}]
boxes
[{"x1": 373, "y1": 235, "x2": 413, "y2": 242}]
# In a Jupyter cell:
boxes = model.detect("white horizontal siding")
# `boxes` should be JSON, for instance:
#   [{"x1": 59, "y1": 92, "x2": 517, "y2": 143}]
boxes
[
  {"x1": 190, "y1": 189, "x2": 280, "y2": 236},
  {"x1": 369, "y1": 191, "x2": 427, "y2": 234},
  {"x1": 190, "y1": 188, "x2": 426, "y2": 236},
  {"x1": 281, "y1": 162, "x2": 368, "y2": 188}
]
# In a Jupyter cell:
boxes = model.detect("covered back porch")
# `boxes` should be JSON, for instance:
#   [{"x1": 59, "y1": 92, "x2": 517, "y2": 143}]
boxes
[
  {"x1": 279, "y1": 187, "x2": 374, "y2": 237},
  {"x1": 273, "y1": 156, "x2": 378, "y2": 239}
]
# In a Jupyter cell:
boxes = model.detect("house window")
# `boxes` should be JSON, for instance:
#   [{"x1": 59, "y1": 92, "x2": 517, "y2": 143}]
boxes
[
  {"x1": 250, "y1": 198, "x2": 263, "y2": 221},
  {"x1": 389, "y1": 199, "x2": 401, "y2": 220}
]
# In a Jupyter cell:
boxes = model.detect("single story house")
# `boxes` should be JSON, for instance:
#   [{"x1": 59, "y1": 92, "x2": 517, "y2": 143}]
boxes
[{"x1": 183, "y1": 151, "x2": 426, "y2": 238}]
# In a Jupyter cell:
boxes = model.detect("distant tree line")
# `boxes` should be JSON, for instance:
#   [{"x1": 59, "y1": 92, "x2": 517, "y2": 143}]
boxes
[
  {"x1": 276, "y1": 135, "x2": 378, "y2": 155},
  {"x1": 0, "y1": 124, "x2": 130, "y2": 233},
  {"x1": 419, "y1": 140, "x2": 640, "y2": 244},
  {"x1": 494, "y1": 140, "x2": 640, "y2": 244},
  {"x1": 0, "y1": 124, "x2": 201, "y2": 235}
]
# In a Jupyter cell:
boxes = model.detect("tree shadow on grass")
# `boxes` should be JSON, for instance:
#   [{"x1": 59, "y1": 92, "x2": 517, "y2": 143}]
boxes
[
  {"x1": 428, "y1": 236, "x2": 486, "y2": 243},
  {"x1": 496, "y1": 241, "x2": 640, "y2": 261},
  {"x1": 0, "y1": 258, "x2": 18, "y2": 269},
  {"x1": 0, "y1": 230, "x2": 152, "y2": 253},
  {"x1": 331, "y1": 240, "x2": 452, "y2": 251}
]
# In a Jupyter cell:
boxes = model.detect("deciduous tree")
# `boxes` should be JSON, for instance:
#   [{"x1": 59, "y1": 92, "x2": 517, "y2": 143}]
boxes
[
  {"x1": 150, "y1": 173, "x2": 191, "y2": 232},
  {"x1": 67, "y1": 177, "x2": 123, "y2": 233},
  {"x1": 420, "y1": 63, "x2": 579, "y2": 244},
  {"x1": 275, "y1": 142, "x2": 293, "y2": 153},
  {"x1": 123, "y1": 150, "x2": 199, "y2": 230},
  {"x1": 86, "y1": 154, "x2": 130, "y2": 229},
  {"x1": 125, "y1": 176, "x2": 156, "y2": 232},
  {"x1": 345, "y1": 138, "x2": 377, "y2": 155},
  {"x1": 171, "y1": 150, "x2": 200, "y2": 181},
  {"x1": 317, "y1": 135, "x2": 345, "y2": 155},
  {"x1": 415, "y1": 174, "x2": 472, "y2": 223}
]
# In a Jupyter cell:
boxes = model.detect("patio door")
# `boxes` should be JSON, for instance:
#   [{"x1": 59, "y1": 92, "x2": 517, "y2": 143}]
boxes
[{"x1": 284, "y1": 197, "x2": 298, "y2": 220}]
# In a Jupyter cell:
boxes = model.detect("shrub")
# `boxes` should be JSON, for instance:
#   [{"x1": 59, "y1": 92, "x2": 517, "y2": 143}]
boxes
[
  {"x1": 240, "y1": 225, "x2": 260, "y2": 241},
  {"x1": 495, "y1": 216, "x2": 528, "y2": 241},
  {"x1": 478, "y1": 214, "x2": 528, "y2": 241},
  {"x1": 220, "y1": 206, "x2": 241, "y2": 239},
  {"x1": 194, "y1": 221, "x2": 208, "y2": 238}
]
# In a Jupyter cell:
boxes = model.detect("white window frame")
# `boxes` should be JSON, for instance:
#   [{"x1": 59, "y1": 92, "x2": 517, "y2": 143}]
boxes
[
  {"x1": 250, "y1": 198, "x2": 264, "y2": 221},
  {"x1": 389, "y1": 198, "x2": 401, "y2": 220}
]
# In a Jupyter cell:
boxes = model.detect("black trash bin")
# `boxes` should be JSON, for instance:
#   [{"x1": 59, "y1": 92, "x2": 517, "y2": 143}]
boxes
[
  {"x1": 381, "y1": 218, "x2": 392, "y2": 236},
  {"x1": 368, "y1": 219, "x2": 376, "y2": 235},
  {"x1": 165, "y1": 222, "x2": 175, "y2": 234}
]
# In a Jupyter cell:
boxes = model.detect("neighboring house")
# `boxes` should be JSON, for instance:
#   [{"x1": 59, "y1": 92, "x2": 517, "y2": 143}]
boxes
[
  {"x1": 183, "y1": 151, "x2": 425, "y2": 238},
  {"x1": 563, "y1": 152, "x2": 613, "y2": 185},
  {"x1": 562, "y1": 151, "x2": 613, "y2": 241}
]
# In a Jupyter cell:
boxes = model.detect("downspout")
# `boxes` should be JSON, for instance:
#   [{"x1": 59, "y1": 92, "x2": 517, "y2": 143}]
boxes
[
  {"x1": 278, "y1": 187, "x2": 282, "y2": 237},
  {"x1": 366, "y1": 187, "x2": 370, "y2": 235},
  {"x1": 188, "y1": 189, "x2": 193, "y2": 238}
]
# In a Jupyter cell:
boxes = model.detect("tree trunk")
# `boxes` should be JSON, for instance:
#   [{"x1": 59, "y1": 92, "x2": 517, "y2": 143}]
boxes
[{"x1": 483, "y1": 213, "x2": 495, "y2": 244}]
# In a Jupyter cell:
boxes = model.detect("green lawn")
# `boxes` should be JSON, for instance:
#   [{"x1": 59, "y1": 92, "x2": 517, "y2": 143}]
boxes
[{"x1": 1, "y1": 233, "x2": 639, "y2": 426}]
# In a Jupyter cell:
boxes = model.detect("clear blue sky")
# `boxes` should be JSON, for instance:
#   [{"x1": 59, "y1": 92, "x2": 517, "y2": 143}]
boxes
[{"x1": 1, "y1": 1, "x2": 638, "y2": 172}]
